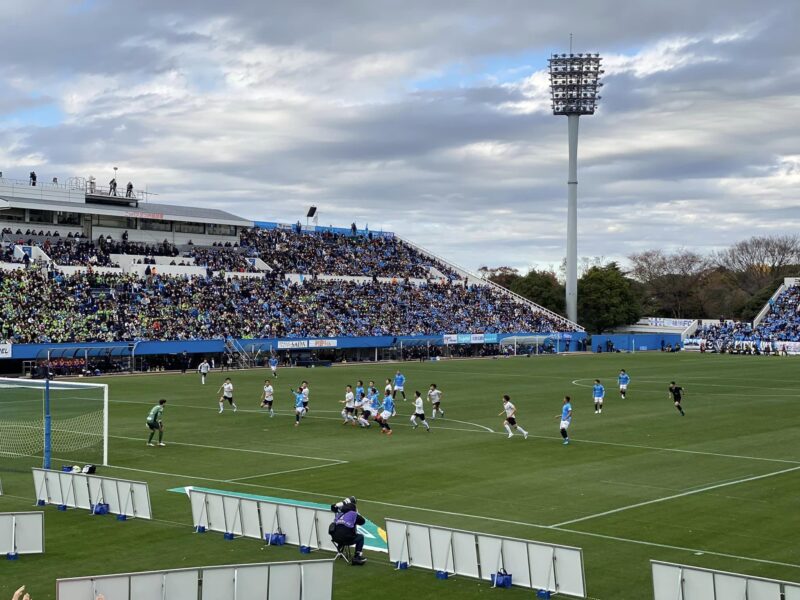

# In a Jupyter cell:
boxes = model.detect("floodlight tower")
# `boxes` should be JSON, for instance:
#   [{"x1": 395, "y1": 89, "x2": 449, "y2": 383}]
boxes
[{"x1": 549, "y1": 50, "x2": 603, "y2": 323}]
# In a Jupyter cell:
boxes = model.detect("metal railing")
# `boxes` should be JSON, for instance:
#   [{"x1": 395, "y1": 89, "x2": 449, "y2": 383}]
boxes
[{"x1": 397, "y1": 235, "x2": 584, "y2": 332}]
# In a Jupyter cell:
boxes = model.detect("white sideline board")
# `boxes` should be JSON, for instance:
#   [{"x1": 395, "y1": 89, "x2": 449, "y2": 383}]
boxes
[
  {"x1": 386, "y1": 518, "x2": 586, "y2": 598},
  {"x1": 33, "y1": 468, "x2": 152, "y2": 519},
  {"x1": 0, "y1": 512, "x2": 44, "y2": 555},
  {"x1": 652, "y1": 561, "x2": 800, "y2": 600},
  {"x1": 55, "y1": 560, "x2": 334, "y2": 600},
  {"x1": 189, "y1": 489, "x2": 339, "y2": 552}
]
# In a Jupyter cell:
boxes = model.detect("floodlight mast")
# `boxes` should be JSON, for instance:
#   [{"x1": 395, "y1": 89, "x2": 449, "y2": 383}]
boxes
[{"x1": 549, "y1": 51, "x2": 603, "y2": 324}]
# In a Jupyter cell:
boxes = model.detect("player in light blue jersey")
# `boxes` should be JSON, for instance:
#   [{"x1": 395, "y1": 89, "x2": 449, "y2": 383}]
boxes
[
  {"x1": 378, "y1": 392, "x2": 395, "y2": 435},
  {"x1": 292, "y1": 386, "x2": 306, "y2": 426},
  {"x1": 393, "y1": 371, "x2": 407, "y2": 401},
  {"x1": 618, "y1": 369, "x2": 630, "y2": 399},
  {"x1": 269, "y1": 356, "x2": 279, "y2": 378},
  {"x1": 557, "y1": 396, "x2": 573, "y2": 445},
  {"x1": 355, "y1": 380, "x2": 365, "y2": 403},
  {"x1": 593, "y1": 379, "x2": 605, "y2": 414}
]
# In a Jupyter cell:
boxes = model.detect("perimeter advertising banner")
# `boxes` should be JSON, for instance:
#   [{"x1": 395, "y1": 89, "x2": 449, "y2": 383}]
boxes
[{"x1": 0, "y1": 343, "x2": 11, "y2": 359}]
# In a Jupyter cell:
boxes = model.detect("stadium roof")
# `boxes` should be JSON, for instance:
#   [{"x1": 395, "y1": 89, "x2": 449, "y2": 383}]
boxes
[{"x1": 0, "y1": 196, "x2": 252, "y2": 227}]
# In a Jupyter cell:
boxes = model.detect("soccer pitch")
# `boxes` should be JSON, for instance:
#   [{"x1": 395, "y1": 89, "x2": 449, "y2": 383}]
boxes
[{"x1": 1, "y1": 353, "x2": 799, "y2": 599}]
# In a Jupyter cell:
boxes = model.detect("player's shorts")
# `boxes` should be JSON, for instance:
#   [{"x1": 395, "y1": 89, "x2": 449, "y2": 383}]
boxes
[
  {"x1": 302, "y1": 400, "x2": 309, "y2": 407},
  {"x1": 506, "y1": 416, "x2": 517, "y2": 426},
  {"x1": 361, "y1": 410, "x2": 371, "y2": 419},
  {"x1": 560, "y1": 420, "x2": 571, "y2": 430},
  {"x1": 414, "y1": 412, "x2": 426, "y2": 420},
  {"x1": 394, "y1": 385, "x2": 404, "y2": 392},
  {"x1": 146, "y1": 421, "x2": 160, "y2": 430},
  {"x1": 263, "y1": 399, "x2": 273, "y2": 406},
  {"x1": 380, "y1": 410, "x2": 392, "y2": 421},
  {"x1": 224, "y1": 395, "x2": 234, "y2": 404},
  {"x1": 431, "y1": 400, "x2": 441, "y2": 406},
  {"x1": 345, "y1": 406, "x2": 355, "y2": 414},
  {"x1": 619, "y1": 384, "x2": 627, "y2": 391},
  {"x1": 594, "y1": 396, "x2": 603, "y2": 403},
  {"x1": 295, "y1": 406, "x2": 305, "y2": 414}
]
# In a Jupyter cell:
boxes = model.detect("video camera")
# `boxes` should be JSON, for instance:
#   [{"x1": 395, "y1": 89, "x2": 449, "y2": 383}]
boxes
[{"x1": 330, "y1": 496, "x2": 357, "y2": 514}]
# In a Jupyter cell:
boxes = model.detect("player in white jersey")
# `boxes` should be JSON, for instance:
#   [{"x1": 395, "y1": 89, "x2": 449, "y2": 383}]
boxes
[
  {"x1": 410, "y1": 391, "x2": 430, "y2": 431},
  {"x1": 384, "y1": 378, "x2": 393, "y2": 397},
  {"x1": 340, "y1": 385, "x2": 357, "y2": 425},
  {"x1": 260, "y1": 379, "x2": 275, "y2": 417},
  {"x1": 356, "y1": 391, "x2": 372, "y2": 428},
  {"x1": 427, "y1": 384, "x2": 444, "y2": 418},
  {"x1": 301, "y1": 381, "x2": 310, "y2": 414},
  {"x1": 499, "y1": 395, "x2": 528, "y2": 439},
  {"x1": 197, "y1": 358, "x2": 211, "y2": 384},
  {"x1": 217, "y1": 378, "x2": 237, "y2": 413}
]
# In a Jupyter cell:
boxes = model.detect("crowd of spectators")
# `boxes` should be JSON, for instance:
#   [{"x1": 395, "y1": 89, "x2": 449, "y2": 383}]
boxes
[
  {"x1": 0, "y1": 268, "x2": 574, "y2": 344},
  {"x1": 240, "y1": 228, "x2": 460, "y2": 279},
  {"x1": 694, "y1": 285, "x2": 800, "y2": 350},
  {"x1": 184, "y1": 247, "x2": 256, "y2": 272}
]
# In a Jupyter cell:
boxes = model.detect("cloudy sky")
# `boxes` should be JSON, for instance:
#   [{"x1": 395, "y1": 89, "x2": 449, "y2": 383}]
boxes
[{"x1": 1, "y1": 0, "x2": 798, "y2": 273}]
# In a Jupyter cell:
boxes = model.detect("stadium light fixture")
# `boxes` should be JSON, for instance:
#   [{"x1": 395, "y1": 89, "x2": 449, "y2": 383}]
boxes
[{"x1": 548, "y1": 47, "x2": 603, "y2": 324}]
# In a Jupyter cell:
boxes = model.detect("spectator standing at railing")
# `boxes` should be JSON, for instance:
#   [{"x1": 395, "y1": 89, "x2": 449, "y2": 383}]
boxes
[
  {"x1": 29, "y1": 171, "x2": 37, "y2": 186},
  {"x1": 109, "y1": 178, "x2": 117, "y2": 196},
  {"x1": 126, "y1": 181, "x2": 133, "y2": 198}
]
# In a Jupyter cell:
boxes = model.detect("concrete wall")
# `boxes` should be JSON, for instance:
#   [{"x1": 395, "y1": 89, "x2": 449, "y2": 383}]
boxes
[{"x1": 591, "y1": 333, "x2": 682, "y2": 352}]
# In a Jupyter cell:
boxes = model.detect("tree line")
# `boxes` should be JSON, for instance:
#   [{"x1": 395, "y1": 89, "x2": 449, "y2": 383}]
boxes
[{"x1": 479, "y1": 235, "x2": 800, "y2": 333}]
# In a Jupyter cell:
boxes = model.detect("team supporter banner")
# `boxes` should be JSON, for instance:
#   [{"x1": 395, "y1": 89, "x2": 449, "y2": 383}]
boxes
[
  {"x1": 457, "y1": 334, "x2": 472, "y2": 344},
  {"x1": 386, "y1": 518, "x2": 586, "y2": 598},
  {"x1": 470, "y1": 334, "x2": 485, "y2": 344},
  {"x1": 278, "y1": 340, "x2": 309, "y2": 349},
  {"x1": 56, "y1": 560, "x2": 333, "y2": 600},
  {"x1": 652, "y1": 561, "x2": 800, "y2": 600},
  {"x1": 648, "y1": 318, "x2": 694, "y2": 328},
  {"x1": 33, "y1": 469, "x2": 152, "y2": 520},
  {"x1": 682, "y1": 338, "x2": 702, "y2": 351},
  {"x1": 0, "y1": 343, "x2": 11, "y2": 359},
  {"x1": 443, "y1": 334, "x2": 458, "y2": 345},
  {"x1": 309, "y1": 339, "x2": 337, "y2": 348},
  {"x1": 484, "y1": 333, "x2": 499, "y2": 343},
  {"x1": 0, "y1": 512, "x2": 44, "y2": 555}
]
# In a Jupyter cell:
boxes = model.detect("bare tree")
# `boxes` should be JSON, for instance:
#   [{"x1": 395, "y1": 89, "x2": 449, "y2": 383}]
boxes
[
  {"x1": 628, "y1": 249, "x2": 710, "y2": 318},
  {"x1": 714, "y1": 235, "x2": 800, "y2": 294}
]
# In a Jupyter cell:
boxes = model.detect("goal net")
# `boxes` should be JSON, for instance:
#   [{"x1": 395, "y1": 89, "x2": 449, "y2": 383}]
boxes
[{"x1": 0, "y1": 378, "x2": 108, "y2": 469}]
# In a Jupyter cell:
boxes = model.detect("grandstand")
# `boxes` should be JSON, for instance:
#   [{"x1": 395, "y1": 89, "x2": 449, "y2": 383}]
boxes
[{"x1": 0, "y1": 174, "x2": 584, "y2": 373}]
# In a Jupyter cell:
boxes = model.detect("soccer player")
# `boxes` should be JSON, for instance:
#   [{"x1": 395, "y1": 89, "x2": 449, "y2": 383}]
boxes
[
  {"x1": 427, "y1": 383, "x2": 444, "y2": 418},
  {"x1": 410, "y1": 391, "x2": 430, "y2": 431},
  {"x1": 341, "y1": 385, "x2": 357, "y2": 425},
  {"x1": 377, "y1": 390, "x2": 395, "y2": 435},
  {"x1": 592, "y1": 379, "x2": 605, "y2": 414},
  {"x1": 301, "y1": 381, "x2": 310, "y2": 414},
  {"x1": 197, "y1": 358, "x2": 210, "y2": 385},
  {"x1": 499, "y1": 395, "x2": 528, "y2": 439},
  {"x1": 355, "y1": 380, "x2": 365, "y2": 404},
  {"x1": 668, "y1": 382, "x2": 686, "y2": 416},
  {"x1": 618, "y1": 369, "x2": 630, "y2": 399},
  {"x1": 146, "y1": 399, "x2": 167, "y2": 446},
  {"x1": 557, "y1": 396, "x2": 572, "y2": 445},
  {"x1": 269, "y1": 355, "x2": 279, "y2": 378},
  {"x1": 384, "y1": 378, "x2": 393, "y2": 398},
  {"x1": 356, "y1": 391, "x2": 372, "y2": 428},
  {"x1": 218, "y1": 378, "x2": 237, "y2": 413},
  {"x1": 292, "y1": 386, "x2": 306, "y2": 426},
  {"x1": 393, "y1": 370, "x2": 407, "y2": 400},
  {"x1": 261, "y1": 379, "x2": 275, "y2": 417}
]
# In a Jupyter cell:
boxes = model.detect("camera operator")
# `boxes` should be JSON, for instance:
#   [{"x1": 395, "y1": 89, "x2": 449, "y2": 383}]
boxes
[{"x1": 329, "y1": 496, "x2": 367, "y2": 565}]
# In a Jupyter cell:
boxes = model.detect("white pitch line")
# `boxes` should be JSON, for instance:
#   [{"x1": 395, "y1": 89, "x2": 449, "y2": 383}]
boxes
[
  {"x1": 97, "y1": 463, "x2": 800, "y2": 571},
  {"x1": 225, "y1": 462, "x2": 346, "y2": 482},
  {"x1": 110, "y1": 435, "x2": 346, "y2": 463},
  {"x1": 444, "y1": 418, "x2": 494, "y2": 432},
  {"x1": 551, "y1": 465, "x2": 800, "y2": 528}
]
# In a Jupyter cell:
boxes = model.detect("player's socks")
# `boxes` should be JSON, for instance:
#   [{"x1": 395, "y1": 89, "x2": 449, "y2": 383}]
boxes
[
  {"x1": 148, "y1": 431, "x2": 155, "y2": 444},
  {"x1": 504, "y1": 424, "x2": 512, "y2": 436},
  {"x1": 423, "y1": 421, "x2": 430, "y2": 430},
  {"x1": 269, "y1": 409, "x2": 274, "y2": 417},
  {"x1": 560, "y1": 428, "x2": 568, "y2": 439},
  {"x1": 518, "y1": 426, "x2": 528, "y2": 438},
  {"x1": 233, "y1": 404, "x2": 238, "y2": 412},
  {"x1": 218, "y1": 403, "x2": 223, "y2": 414}
]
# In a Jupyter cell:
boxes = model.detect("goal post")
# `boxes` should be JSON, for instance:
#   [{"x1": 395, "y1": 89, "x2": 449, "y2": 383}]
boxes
[{"x1": 0, "y1": 378, "x2": 109, "y2": 468}]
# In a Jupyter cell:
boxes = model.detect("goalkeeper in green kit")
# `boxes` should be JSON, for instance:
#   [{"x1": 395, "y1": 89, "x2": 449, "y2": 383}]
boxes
[{"x1": 146, "y1": 399, "x2": 167, "y2": 447}]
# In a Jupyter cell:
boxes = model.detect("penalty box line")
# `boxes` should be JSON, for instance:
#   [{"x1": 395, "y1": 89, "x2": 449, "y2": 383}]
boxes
[
  {"x1": 101, "y1": 464, "x2": 800, "y2": 572},
  {"x1": 551, "y1": 465, "x2": 800, "y2": 528},
  {"x1": 109, "y1": 434, "x2": 347, "y2": 464}
]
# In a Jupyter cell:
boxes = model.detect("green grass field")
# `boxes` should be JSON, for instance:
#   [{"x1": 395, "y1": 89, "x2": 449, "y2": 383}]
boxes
[{"x1": 1, "y1": 353, "x2": 799, "y2": 599}]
